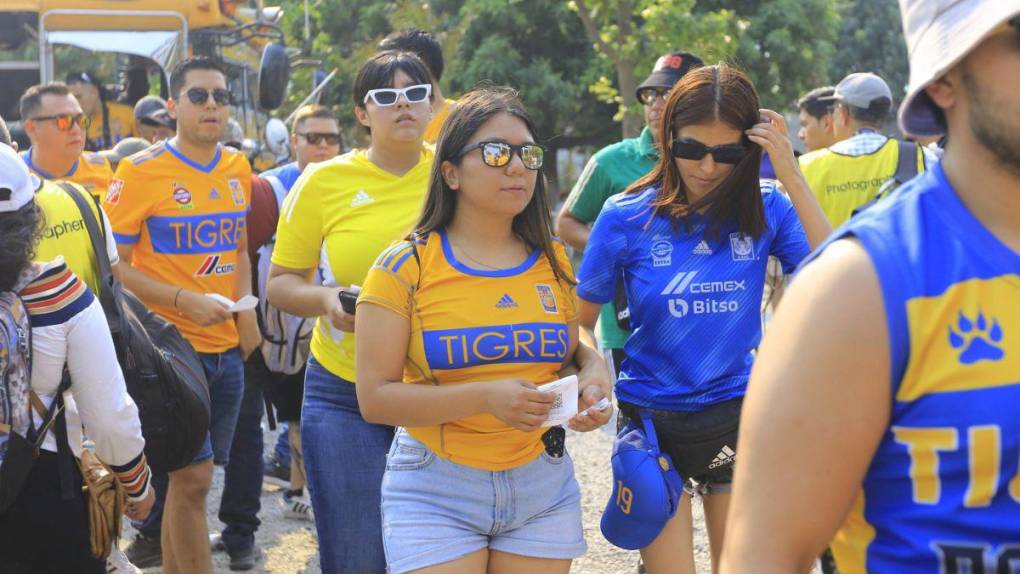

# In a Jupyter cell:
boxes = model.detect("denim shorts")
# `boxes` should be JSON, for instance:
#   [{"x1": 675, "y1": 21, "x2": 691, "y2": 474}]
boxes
[{"x1": 381, "y1": 429, "x2": 586, "y2": 573}]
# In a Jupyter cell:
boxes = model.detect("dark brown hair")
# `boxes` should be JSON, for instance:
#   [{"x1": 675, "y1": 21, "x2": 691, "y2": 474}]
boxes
[
  {"x1": 413, "y1": 87, "x2": 574, "y2": 286},
  {"x1": 19, "y1": 83, "x2": 72, "y2": 120},
  {"x1": 630, "y1": 64, "x2": 765, "y2": 240}
]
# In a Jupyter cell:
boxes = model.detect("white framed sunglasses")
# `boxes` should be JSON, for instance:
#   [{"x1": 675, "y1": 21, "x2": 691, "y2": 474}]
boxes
[{"x1": 363, "y1": 84, "x2": 432, "y2": 106}]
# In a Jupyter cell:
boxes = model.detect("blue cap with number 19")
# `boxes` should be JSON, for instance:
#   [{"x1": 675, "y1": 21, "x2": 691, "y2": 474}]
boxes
[{"x1": 600, "y1": 411, "x2": 685, "y2": 550}]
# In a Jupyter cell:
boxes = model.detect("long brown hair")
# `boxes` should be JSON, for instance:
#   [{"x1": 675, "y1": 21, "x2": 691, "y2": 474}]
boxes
[
  {"x1": 629, "y1": 64, "x2": 765, "y2": 240},
  {"x1": 413, "y1": 87, "x2": 574, "y2": 286}
]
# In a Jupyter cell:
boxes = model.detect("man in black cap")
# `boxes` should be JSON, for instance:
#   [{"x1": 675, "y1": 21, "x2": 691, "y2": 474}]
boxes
[
  {"x1": 133, "y1": 95, "x2": 176, "y2": 143},
  {"x1": 555, "y1": 51, "x2": 703, "y2": 380}
]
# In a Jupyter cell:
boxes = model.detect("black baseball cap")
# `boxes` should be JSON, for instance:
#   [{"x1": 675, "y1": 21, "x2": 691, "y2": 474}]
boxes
[
  {"x1": 65, "y1": 71, "x2": 100, "y2": 87},
  {"x1": 636, "y1": 52, "x2": 704, "y2": 98},
  {"x1": 134, "y1": 95, "x2": 174, "y2": 128}
]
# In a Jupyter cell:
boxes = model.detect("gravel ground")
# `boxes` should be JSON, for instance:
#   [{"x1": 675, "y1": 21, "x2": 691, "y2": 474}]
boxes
[{"x1": 122, "y1": 424, "x2": 721, "y2": 574}]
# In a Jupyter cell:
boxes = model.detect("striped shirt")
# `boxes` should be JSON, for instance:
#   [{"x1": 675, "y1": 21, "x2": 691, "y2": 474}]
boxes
[{"x1": 19, "y1": 260, "x2": 150, "y2": 500}]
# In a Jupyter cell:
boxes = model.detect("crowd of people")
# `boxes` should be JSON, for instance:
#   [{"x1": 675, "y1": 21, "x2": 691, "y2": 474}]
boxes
[{"x1": 0, "y1": 1, "x2": 1017, "y2": 573}]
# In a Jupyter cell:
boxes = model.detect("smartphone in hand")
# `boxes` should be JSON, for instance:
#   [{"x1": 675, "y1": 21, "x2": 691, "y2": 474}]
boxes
[{"x1": 338, "y1": 289, "x2": 358, "y2": 314}]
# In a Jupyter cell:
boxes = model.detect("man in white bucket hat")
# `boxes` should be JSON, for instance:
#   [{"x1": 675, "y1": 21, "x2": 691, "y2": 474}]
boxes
[{"x1": 721, "y1": 2, "x2": 1020, "y2": 573}]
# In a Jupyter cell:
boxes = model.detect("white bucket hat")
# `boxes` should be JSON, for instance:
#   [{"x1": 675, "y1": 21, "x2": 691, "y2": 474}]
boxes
[{"x1": 898, "y1": 0, "x2": 1020, "y2": 137}]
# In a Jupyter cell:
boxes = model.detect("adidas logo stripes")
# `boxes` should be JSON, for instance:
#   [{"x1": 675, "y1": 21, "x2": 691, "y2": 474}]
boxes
[
  {"x1": 693, "y1": 240, "x2": 712, "y2": 255},
  {"x1": 708, "y1": 445, "x2": 736, "y2": 469},
  {"x1": 495, "y1": 294, "x2": 518, "y2": 309},
  {"x1": 351, "y1": 190, "x2": 374, "y2": 207}
]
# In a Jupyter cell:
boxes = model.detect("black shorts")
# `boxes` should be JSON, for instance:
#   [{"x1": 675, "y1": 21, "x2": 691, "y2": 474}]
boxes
[
  {"x1": 247, "y1": 350, "x2": 305, "y2": 423},
  {"x1": 619, "y1": 397, "x2": 742, "y2": 495}
]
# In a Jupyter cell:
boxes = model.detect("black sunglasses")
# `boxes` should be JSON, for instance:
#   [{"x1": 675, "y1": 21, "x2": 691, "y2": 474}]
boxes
[
  {"x1": 637, "y1": 87, "x2": 670, "y2": 106},
  {"x1": 298, "y1": 132, "x2": 341, "y2": 146},
  {"x1": 186, "y1": 87, "x2": 232, "y2": 106},
  {"x1": 455, "y1": 141, "x2": 544, "y2": 170},
  {"x1": 671, "y1": 138, "x2": 748, "y2": 164}
]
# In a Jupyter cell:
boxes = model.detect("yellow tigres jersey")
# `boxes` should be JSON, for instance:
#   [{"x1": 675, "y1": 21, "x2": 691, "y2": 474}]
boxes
[
  {"x1": 104, "y1": 141, "x2": 252, "y2": 353},
  {"x1": 86, "y1": 101, "x2": 136, "y2": 151},
  {"x1": 809, "y1": 163, "x2": 1020, "y2": 573},
  {"x1": 271, "y1": 147, "x2": 432, "y2": 382},
  {"x1": 22, "y1": 149, "x2": 114, "y2": 200},
  {"x1": 423, "y1": 98, "x2": 456, "y2": 144},
  {"x1": 360, "y1": 231, "x2": 578, "y2": 471}
]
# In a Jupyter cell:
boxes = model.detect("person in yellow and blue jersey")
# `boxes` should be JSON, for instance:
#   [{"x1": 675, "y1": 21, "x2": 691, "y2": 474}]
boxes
[
  {"x1": 266, "y1": 51, "x2": 436, "y2": 573},
  {"x1": 105, "y1": 56, "x2": 259, "y2": 574},
  {"x1": 354, "y1": 87, "x2": 613, "y2": 574},
  {"x1": 721, "y1": 2, "x2": 1020, "y2": 574},
  {"x1": 19, "y1": 83, "x2": 115, "y2": 200}
]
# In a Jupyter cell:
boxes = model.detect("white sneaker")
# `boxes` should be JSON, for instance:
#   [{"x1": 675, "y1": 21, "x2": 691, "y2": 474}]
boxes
[
  {"x1": 107, "y1": 547, "x2": 142, "y2": 573},
  {"x1": 282, "y1": 491, "x2": 315, "y2": 522}
]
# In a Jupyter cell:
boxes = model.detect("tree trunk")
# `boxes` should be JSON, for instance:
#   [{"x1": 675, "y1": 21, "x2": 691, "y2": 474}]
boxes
[{"x1": 617, "y1": 59, "x2": 640, "y2": 138}]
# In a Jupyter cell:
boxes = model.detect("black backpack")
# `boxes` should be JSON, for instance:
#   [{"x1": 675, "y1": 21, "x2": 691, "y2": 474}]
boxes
[{"x1": 60, "y1": 184, "x2": 210, "y2": 473}]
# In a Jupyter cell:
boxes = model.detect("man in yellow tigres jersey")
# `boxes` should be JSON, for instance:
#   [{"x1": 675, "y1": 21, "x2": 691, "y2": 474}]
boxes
[
  {"x1": 19, "y1": 83, "x2": 114, "y2": 201},
  {"x1": 107, "y1": 56, "x2": 258, "y2": 574},
  {"x1": 799, "y1": 72, "x2": 933, "y2": 227},
  {"x1": 723, "y1": 2, "x2": 1020, "y2": 573},
  {"x1": 379, "y1": 28, "x2": 456, "y2": 143}
]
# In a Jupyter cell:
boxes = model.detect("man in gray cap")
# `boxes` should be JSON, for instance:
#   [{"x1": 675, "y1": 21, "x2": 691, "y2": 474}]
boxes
[
  {"x1": 133, "y1": 95, "x2": 175, "y2": 143},
  {"x1": 799, "y1": 71, "x2": 934, "y2": 227},
  {"x1": 721, "y1": 2, "x2": 1020, "y2": 573}
]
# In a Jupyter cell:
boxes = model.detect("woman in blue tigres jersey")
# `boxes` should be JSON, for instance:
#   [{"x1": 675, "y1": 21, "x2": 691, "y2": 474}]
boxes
[{"x1": 577, "y1": 64, "x2": 831, "y2": 573}]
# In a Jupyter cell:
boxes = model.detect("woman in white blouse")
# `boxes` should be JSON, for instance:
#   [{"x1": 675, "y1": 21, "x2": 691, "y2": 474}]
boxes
[{"x1": 0, "y1": 143, "x2": 154, "y2": 573}]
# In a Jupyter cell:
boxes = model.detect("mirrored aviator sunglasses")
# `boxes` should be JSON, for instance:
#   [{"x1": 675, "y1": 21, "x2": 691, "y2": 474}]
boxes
[
  {"x1": 671, "y1": 138, "x2": 747, "y2": 164},
  {"x1": 457, "y1": 141, "x2": 544, "y2": 170},
  {"x1": 363, "y1": 84, "x2": 432, "y2": 106}
]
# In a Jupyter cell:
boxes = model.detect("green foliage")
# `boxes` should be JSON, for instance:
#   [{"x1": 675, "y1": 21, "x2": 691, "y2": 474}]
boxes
[
  {"x1": 694, "y1": 0, "x2": 839, "y2": 110},
  {"x1": 828, "y1": 0, "x2": 909, "y2": 102}
]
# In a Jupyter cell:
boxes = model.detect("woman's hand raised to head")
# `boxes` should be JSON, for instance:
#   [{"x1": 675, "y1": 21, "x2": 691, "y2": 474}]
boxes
[{"x1": 745, "y1": 109, "x2": 801, "y2": 187}]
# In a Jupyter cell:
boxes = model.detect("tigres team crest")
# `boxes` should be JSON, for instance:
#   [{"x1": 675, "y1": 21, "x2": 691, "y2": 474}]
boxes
[{"x1": 535, "y1": 284, "x2": 558, "y2": 314}]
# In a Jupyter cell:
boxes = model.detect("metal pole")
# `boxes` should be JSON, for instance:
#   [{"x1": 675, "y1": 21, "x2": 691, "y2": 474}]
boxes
[{"x1": 286, "y1": 68, "x2": 338, "y2": 125}]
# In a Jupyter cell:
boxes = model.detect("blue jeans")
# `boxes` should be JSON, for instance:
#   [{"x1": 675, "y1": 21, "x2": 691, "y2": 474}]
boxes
[
  {"x1": 135, "y1": 348, "x2": 246, "y2": 537},
  {"x1": 218, "y1": 354, "x2": 272, "y2": 554},
  {"x1": 302, "y1": 357, "x2": 393, "y2": 574}
]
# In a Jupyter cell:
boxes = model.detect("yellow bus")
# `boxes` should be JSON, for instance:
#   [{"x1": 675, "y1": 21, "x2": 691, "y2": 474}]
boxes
[{"x1": 0, "y1": 0, "x2": 292, "y2": 163}]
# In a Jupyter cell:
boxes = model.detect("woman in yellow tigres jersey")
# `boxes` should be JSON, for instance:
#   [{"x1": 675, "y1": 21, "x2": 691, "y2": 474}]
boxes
[{"x1": 356, "y1": 88, "x2": 613, "y2": 574}]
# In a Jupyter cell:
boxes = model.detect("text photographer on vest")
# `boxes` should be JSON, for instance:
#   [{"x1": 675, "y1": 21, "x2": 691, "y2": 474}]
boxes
[{"x1": 799, "y1": 73, "x2": 935, "y2": 227}]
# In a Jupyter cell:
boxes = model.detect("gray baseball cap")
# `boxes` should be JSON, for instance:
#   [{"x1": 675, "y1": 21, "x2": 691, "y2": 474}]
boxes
[
  {"x1": 898, "y1": 0, "x2": 1020, "y2": 137},
  {"x1": 820, "y1": 73, "x2": 892, "y2": 109},
  {"x1": 134, "y1": 95, "x2": 174, "y2": 128}
]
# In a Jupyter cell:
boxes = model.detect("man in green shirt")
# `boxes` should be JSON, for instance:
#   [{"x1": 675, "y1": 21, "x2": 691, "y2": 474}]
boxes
[{"x1": 555, "y1": 51, "x2": 703, "y2": 376}]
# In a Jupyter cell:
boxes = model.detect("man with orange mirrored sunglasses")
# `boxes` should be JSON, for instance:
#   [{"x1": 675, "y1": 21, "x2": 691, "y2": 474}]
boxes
[{"x1": 19, "y1": 82, "x2": 115, "y2": 201}]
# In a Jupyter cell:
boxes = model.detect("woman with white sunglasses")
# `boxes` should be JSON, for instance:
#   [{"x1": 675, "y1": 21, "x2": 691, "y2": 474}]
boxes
[{"x1": 266, "y1": 50, "x2": 435, "y2": 573}]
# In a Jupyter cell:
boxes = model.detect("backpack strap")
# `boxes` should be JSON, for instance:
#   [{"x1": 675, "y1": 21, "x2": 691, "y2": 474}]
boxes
[
  {"x1": 894, "y1": 140, "x2": 919, "y2": 185},
  {"x1": 57, "y1": 183, "x2": 118, "y2": 315}
]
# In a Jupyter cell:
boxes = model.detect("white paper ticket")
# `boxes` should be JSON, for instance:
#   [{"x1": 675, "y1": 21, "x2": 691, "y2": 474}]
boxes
[
  {"x1": 538, "y1": 375, "x2": 578, "y2": 427},
  {"x1": 205, "y1": 293, "x2": 259, "y2": 312}
]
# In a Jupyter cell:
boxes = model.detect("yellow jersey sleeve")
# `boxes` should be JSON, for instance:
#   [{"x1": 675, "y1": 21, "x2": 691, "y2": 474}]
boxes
[
  {"x1": 272, "y1": 164, "x2": 325, "y2": 270},
  {"x1": 359, "y1": 238, "x2": 426, "y2": 318},
  {"x1": 104, "y1": 155, "x2": 154, "y2": 245}
]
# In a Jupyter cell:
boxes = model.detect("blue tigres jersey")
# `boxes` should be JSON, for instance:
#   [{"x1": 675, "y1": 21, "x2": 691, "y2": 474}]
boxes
[
  {"x1": 813, "y1": 163, "x2": 1020, "y2": 573},
  {"x1": 576, "y1": 181, "x2": 810, "y2": 410}
]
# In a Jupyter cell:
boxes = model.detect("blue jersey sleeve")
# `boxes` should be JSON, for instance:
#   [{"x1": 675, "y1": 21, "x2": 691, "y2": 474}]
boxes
[
  {"x1": 765, "y1": 185, "x2": 811, "y2": 273},
  {"x1": 576, "y1": 199, "x2": 627, "y2": 304}
]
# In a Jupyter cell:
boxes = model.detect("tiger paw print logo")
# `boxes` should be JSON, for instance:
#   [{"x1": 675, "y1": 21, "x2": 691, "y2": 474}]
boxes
[{"x1": 948, "y1": 311, "x2": 1004, "y2": 365}]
